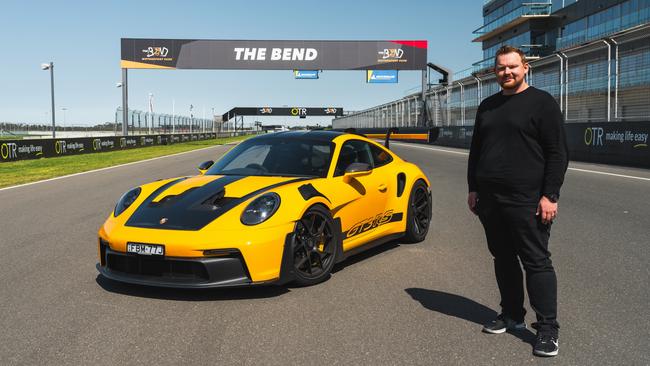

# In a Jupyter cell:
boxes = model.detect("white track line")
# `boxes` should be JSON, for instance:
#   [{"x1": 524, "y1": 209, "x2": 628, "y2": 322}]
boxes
[
  {"x1": 391, "y1": 141, "x2": 650, "y2": 182},
  {"x1": 0, "y1": 143, "x2": 236, "y2": 192}
]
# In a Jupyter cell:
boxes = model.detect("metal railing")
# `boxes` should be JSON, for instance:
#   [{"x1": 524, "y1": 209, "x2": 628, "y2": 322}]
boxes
[
  {"x1": 334, "y1": 25, "x2": 650, "y2": 129},
  {"x1": 114, "y1": 108, "x2": 217, "y2": 135},
  {"x1": 474, "y1": 2, "x2": 552, "y2": 36}
]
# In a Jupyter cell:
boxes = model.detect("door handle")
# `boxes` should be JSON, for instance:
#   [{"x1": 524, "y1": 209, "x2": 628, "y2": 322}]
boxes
[{"x1": 378, "y1": 184, "x2": 388, "y2": 192}]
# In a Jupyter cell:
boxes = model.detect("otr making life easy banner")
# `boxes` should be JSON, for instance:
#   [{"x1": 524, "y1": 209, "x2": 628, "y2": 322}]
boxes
[
  {"x1": 121, "y1": 39, "x2": 428, "y2": 70},
  {"x1": 0, "y1": 133, "x2": 222, "y2": 163},
  {"x1": 429, "y1": 122, "x2": 650, "y2": 168}
]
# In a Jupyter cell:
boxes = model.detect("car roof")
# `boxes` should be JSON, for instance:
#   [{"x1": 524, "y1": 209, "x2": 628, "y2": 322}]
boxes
[{"x1": 249, "y1": 130, "x2": 348, "y2": 143}]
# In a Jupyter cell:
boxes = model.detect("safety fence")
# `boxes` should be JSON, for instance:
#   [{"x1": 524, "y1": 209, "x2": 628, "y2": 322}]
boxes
[
  {"x1": 115, "y1": 108, "x2": 218, "y2": 135},
  {"x1": 334, "y1": 24, "x2": 650, "y2": 129}
]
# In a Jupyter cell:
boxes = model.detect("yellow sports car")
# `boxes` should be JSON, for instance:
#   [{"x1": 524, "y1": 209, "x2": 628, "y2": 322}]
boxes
[{"x1": 97, "y1": 131, "x2": 431, "y2": 288}]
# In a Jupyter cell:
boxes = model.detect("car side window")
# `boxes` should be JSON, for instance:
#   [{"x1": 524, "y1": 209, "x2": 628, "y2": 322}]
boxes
[
  {"x1": 369, "y1": 143, "x2": 393, "y2": 168},
  {"x1": 334, "y1": 140, "x2": 373, "y2": 177}
]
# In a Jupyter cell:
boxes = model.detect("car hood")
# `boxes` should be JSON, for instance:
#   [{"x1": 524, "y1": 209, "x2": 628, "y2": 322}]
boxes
[{"x1": 125, "y1": 175, "x2": 309, "y2": 231}]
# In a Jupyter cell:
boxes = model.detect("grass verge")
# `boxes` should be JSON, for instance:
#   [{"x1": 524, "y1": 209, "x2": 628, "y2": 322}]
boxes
[{"x1": 0, "y1": 135, "x2": 249, "y2": 189}]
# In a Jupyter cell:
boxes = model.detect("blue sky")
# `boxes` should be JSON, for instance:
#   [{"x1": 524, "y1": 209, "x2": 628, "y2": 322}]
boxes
[{"x1": 0, "y1": 0, "x2": 482, "y2": 126}]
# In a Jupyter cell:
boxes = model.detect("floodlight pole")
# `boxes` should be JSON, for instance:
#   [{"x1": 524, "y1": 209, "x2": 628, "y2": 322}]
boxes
[
  {"x1": 121, "y1": 68, "x2": 128, "y2": 136},
  {"x1": 41, "y1": 62, "x2": 56, "y2": 138}
]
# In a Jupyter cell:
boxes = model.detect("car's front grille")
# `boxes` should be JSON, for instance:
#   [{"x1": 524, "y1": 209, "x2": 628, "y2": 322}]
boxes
[{"x1": 106, "y1": 252, "x2": 210, "y2": 281}]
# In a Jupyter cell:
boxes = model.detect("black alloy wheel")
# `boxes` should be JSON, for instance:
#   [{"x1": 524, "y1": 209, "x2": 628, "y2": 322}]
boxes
[
  {"x1": 292, "y1": 205, "x2": 337, "y2": 285},
  {"x1": 403, "y1": 180, "x2": 431, "y2": 243}
]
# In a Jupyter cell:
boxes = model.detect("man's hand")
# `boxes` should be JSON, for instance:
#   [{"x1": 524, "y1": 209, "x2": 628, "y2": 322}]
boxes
[
  {"x1": 537, "y1": 196, "x2": 558, "y2": 224},
  {"x1": 468, "y1": 191, "x2": 478, "y2": 215}
]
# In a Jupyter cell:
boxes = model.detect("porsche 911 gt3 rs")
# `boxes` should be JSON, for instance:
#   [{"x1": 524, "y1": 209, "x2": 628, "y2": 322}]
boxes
[{"x1": 97, "y1": 131, "x2": 432, "y2": 288}]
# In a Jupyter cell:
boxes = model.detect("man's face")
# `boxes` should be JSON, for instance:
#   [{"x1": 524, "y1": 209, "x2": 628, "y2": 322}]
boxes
[{"x1": 494, "y1": 52, "x2": 529, "y2": 90}]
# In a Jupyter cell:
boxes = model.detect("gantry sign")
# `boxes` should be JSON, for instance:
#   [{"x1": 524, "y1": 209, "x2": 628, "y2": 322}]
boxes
[
  {"x1": 119, "y1": 38, "x2": 428, "y2": 134},
  {"x1": 121, "y1": 39, "x2": 427, "y2": 70},
  {"x1": 221, "y1": 107, "x2": 343, "y2": 121}
]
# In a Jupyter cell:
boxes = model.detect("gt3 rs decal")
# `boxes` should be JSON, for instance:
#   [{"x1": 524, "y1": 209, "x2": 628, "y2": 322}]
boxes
[
  {"x1": 125, "y1": 176, "x2": 309, "y2": 231},
  {"x1": 343, "y1": 210, "x2": 403, "y2": 239}
]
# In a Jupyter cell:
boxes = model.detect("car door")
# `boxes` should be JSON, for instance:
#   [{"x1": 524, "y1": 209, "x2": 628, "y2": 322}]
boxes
[{"x1": 320, "y1": 139, "x2": 390, "y2": 251}]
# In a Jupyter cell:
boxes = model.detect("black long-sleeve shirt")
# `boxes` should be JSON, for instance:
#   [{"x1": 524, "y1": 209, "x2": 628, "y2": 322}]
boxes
[{"x1": 467, "y1": 86, "x2": 568, "y2": 205}]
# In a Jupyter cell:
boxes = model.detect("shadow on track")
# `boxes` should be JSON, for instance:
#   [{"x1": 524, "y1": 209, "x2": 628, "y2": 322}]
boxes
[
  {"x1": 96, "y1": 275, "x2": 289, "y2": 301},
  {"x1": 405, "y1": 288, "x2": 536, "y2": 345},
  {"x1": 331, "y1": 240, "x2": 401, "y2": 274}
]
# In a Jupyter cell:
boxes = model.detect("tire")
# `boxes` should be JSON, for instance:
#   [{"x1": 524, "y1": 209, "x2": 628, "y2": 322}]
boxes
[
  {"x1": 291, "y1": 205, "x2": 338, "y2": 286},
  {"x1": 402, "y1": 180, "x2": 432, "y2": 243}
]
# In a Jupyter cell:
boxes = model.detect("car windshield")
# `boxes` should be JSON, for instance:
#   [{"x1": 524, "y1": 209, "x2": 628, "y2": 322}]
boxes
[{"x1": 206, "y1": 137, "x2": 334, "y2": 178}]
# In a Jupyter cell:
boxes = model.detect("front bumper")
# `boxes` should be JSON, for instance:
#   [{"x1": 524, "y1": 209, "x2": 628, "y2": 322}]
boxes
[{"x1": 97, "y1": 245, "x2": 263, "y2": 288}]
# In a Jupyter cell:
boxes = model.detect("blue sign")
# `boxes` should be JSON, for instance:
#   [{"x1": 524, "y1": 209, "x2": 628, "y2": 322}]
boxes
[
  {"x1": 294, "y1": 70, "x2": 319, "y2": 79},
  {"x1": 367, "y1": 70, "x2": 398, "y2": 83}
]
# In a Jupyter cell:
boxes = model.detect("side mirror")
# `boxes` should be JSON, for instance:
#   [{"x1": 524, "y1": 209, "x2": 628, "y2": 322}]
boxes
[
  {"x1": 343, "y1": 162, "x2": 372, "y2": 182},
  {"x1": 197, "y1": 160, "x2": 214, "y2": 175}
]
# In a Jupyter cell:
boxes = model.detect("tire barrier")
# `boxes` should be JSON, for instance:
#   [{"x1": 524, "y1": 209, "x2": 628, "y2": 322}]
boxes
[{"x1": 0, "y1": 133, "x2": 233, "y2": 163}]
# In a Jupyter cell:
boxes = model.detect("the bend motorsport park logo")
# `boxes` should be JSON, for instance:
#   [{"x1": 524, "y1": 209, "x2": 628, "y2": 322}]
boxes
[
  {"x1": 260, "y1": 107, "x2": 273, "y2": 114},
  {"x1": 324, "y1": 108, "x2": 338, "y2": 115},
  {"x1": 141, "y1": 46, "x2": 171, "y2": 62},
  {"x1": 378, "y1": 48, "x2": 404, "y2": 61},
  {"x1": 584, "y1": 127, "x2": 648, "y2": 148}
]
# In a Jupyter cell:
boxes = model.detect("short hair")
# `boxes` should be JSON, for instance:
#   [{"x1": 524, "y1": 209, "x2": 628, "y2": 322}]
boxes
[{"x1": 494, "y1": 45, "x2": 528, "y2": 67}]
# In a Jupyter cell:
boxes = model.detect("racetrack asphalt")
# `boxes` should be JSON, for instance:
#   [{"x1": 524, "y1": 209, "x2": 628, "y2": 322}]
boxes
[{"x1": 0, "y1": 141, "x2": 648, "y2": 365}]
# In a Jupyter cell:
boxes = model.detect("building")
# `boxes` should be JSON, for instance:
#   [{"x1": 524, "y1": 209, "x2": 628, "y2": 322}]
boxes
[{"x1": 333, "y1": 0, "x2": 650, "y2": 129}]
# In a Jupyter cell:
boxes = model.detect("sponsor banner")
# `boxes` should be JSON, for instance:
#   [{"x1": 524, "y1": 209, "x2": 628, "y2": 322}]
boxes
[
  {"x1": 433, "y1": 126, "x2": 473, "y2": 148},
  {"x1": 429, "y1": 122, "x2": 650, "y2": 168},
  {"x1": 0, "y1": 133, "x2": 223, "y2": 163},
  {"x1": 121, "y1": 39, "x2": 427, "y2": 70},
  {"x1": 366, "y1": 70, "x2": 398, "y2": 83},
  {"x1": 222, "y1": 107, "x2": 343, "y2": 121},
  {"x1": 294, "y1": 70, "x2": 319, "y2": 79},
  {"x1": 566, "y1": 121, "x2": 650, "y2": 168}
]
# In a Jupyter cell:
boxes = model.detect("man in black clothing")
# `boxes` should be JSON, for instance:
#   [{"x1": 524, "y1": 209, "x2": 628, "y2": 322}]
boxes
[{"x1": 467, "y1": 45, "x2": 568, "y2": 357}]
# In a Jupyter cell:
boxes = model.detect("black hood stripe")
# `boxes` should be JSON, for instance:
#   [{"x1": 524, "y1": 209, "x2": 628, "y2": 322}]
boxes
[
  {"x1": 126, "y1": 175, "x2": 244, "y2": 230},
  {"x1": 126, "y1": 176, "x2": 310, "y2": 231}
]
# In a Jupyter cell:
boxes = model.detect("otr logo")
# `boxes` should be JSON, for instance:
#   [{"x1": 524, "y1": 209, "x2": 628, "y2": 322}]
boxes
[
  {"x1": 93, "y1": 139, "x2": 102, "y2": 151},
  {"x1": 584, "y1": 127, "x2": 604, "y2": 146},
  {"x1": 290, "y1": 108, "x2": 307, "y2": 116},
  {"x1": 55, "y1": 141, "x2": 67, "y2": 154},
  {"x1": 1, "y1": 143, "x2": 18, "y2": 160}
]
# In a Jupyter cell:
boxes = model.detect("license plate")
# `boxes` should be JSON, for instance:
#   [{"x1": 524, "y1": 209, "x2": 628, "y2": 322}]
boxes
[{"x1": 127, "y1": 242, "x2": 164, "y2": 256}]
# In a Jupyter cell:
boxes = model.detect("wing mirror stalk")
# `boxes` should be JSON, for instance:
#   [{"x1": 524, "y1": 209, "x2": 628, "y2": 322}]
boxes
[
  {"x1": 197, "y1": 160, "x2": 214, "y2": 175},
  {"x1": 343, "y1": 162, "x2": 372, "y2": 183}
]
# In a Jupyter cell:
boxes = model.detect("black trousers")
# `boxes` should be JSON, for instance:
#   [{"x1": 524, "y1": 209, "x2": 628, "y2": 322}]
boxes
[{"x1": 477, "y1": 197, "x2": 559, "y2": 336}]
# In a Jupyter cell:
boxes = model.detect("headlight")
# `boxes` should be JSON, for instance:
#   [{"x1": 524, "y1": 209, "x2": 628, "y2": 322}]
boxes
[
  {"x1": 114, "y1": 187, "x2": 142, "y2": 217},
  {"x1": 241, "y1": 193, "x2": 280, "y2": 225}
]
